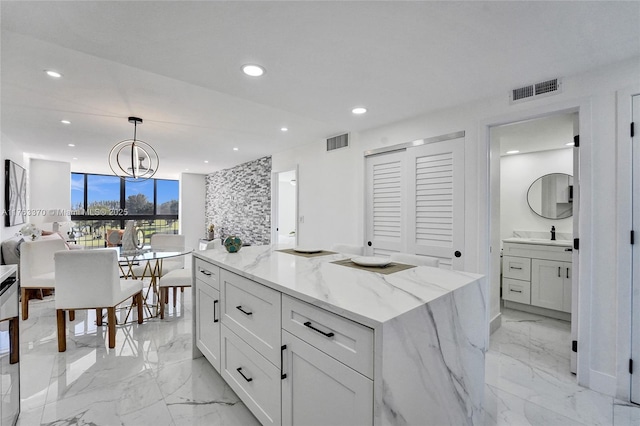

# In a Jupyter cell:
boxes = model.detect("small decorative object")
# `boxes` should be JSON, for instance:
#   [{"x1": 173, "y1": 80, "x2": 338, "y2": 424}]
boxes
[
  {"x1": 223, "y1": 236, "x2": 242, "y2": 253},
  {"x1": 207, "y1": 224, "x2": 215, "y2": 240},
  {"x1": 121, "y1": 220, "x2": 144, "y2": 254},
  {"x1": 19, "y1": 223, "x2": 41, "y2": 241}
]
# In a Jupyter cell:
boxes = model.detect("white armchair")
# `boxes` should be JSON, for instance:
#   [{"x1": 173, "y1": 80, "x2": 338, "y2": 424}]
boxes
[
  {"x1": 54, "y1": 249, "x2": 143, "y2": 352},
  {"x1": 389, "y1": 252, "x2": 440, "y2": 267},
  {"x1": 19, "y1": 238, "x2": 67, "y2": 320},
  {"x1": 158, "y1": 239, "x2": 219, "y2": 319}
]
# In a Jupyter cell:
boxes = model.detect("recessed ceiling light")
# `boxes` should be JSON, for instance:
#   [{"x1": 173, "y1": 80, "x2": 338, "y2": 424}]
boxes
[
  {"x1": 204, "y1": 160, "x2": 209, "y2": 164},
  {"x1": 61, "y1": 120, "x2": 71, "y2": 125},
  {"x1": 45, "y1": 70, "x2": 62, "y2": 78},
  {"x1": 352, "y1": 107, "x2": 367, "y2": 115},
  {"x1": 72, "y1": 157, "x2": 78, "y2": 160},
  {"x1": 565, "y1": 142, "x2": 575, "y2": 146},
  {"x1": 506, "y1": 150, "x2": 520, "y2": 154},
  {"x1": 68, "y1": 143, "x2": 75, "y2": 147},
  {"x1": 242, "y1": 64, "x2": 265, "y2": 77},
  {"x1": 185, "y1": 168, "x2": 190, "y2": 171},
  {"x1": 233, "y1": 147, "x2": 239, "y2": 151},
  {"x1": 281, "y1": 127, "x2": 288, "y2": 132}
]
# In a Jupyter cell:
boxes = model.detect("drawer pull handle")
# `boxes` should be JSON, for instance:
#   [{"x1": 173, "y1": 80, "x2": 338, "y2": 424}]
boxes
[
  {"x1": 304, "y1": 321, "x2": 334, "y2": 338},
  {"x1": 213, "y1": 300, "x2": 219, "y2": 323},
  {"x1": 558, "y1": 267, "x2": 561, "y2": 277},
  {"x1": 567, "y1": 268, "x2": 570, "y2": 279},
  {"x1": 510, "y1": 289, "x2": 522, "y2": 293},
  {"x1": 236, "y1": 305, "x2": 253, "y2": 316},
  {"x1": 281, "y1": 345, "x2": 287, "y2": 380},
  {"x1": 565, "y1": 248, "x2": 573, "y2": 252},
  {"x1": 510, "y1": 266, "x2": 522, "y2": 270},
  {"x1": 236, "y1": 367, "x2": 253, "y2": 382},
  {"x1": 200, "y1": 269, "x2": 212, "y2": 277}
]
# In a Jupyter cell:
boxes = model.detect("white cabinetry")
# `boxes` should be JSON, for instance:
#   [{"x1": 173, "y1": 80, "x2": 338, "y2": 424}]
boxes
[
  {"x1": 502, "y1": 240, "x2": 572, "y2": 316},
  {"x1": 194, "y1": 259, "x2": 221, "y2": 372}
]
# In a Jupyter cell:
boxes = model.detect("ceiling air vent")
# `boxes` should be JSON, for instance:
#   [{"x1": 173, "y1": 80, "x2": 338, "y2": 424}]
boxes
[
  {"x1": 326, "y1": 133, "x2": 349, "y2": 152},
  {"x1": 510, "y1": 78, "x2": 562, "y2": 104}
]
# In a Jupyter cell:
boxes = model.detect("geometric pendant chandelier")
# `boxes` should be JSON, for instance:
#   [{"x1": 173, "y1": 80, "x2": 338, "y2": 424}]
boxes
[{"x1": 108, "y1": 116, "x2": 159, "y2": 182}]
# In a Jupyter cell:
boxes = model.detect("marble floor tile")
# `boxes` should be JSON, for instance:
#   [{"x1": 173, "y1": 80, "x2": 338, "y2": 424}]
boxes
[{"x1": 15, "y1": 291, "x2": 640, "y2": 425}]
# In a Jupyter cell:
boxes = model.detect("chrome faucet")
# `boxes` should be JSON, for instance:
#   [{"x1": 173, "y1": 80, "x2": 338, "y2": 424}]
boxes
[{"x1": 551, "y1": 226, "x2": 556, "y2": 241}]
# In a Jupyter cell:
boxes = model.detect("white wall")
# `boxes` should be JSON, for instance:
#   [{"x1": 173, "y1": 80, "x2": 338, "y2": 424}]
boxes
[
  {"x1": 180, "y1": 173, "x2": 206, "y2": 250},
  {"x1": 0, "y1": 134, "x2": 28, "y2": 241},
  {"x1": 500, "y1": 149, "x2": 573, "y2": 241},
  {"x1": 29, "y1": 159, "x2": 71, "y2": 233},
  {"x1": 271, "y1": 56, "x2": 640, "y2": 398}
]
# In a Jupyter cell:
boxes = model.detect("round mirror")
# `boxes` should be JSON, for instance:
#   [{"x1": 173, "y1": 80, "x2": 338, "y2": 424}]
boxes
[{"x1": 527, "y1": 173, "x2": 573, "y2": 219}]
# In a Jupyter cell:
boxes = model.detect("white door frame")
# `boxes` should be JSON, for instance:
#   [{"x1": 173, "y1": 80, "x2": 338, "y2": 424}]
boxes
[
  {"x1": 271, "y1": 166, "x2": 299, "y2": 246},
  {"x1": 479, "y1": 97, "x2": 593, "y2": 388},
  {"x1": 617, "y1": 86, "x2": 640, "y2": 401}
]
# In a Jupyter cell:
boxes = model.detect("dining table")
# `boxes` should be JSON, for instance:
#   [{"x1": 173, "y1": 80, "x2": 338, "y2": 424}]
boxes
[{"x1": 116, "y1": 245, "x2": 193, "y2": 319}]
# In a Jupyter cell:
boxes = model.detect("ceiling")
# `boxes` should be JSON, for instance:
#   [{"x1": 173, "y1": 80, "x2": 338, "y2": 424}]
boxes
[{"x1": 1, "y1": 1, "x2": 638, "y2": 178}]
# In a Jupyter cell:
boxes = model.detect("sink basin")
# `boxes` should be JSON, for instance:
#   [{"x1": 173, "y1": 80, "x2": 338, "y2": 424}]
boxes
[{"x1": 503, "y1": 237, "x2": 572, "y2": 247}]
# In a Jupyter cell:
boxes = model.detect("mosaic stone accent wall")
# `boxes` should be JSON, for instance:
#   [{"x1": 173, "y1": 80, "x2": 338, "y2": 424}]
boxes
[{"x1": 205, "y1": 156, "x2": 271, "y2": 246}]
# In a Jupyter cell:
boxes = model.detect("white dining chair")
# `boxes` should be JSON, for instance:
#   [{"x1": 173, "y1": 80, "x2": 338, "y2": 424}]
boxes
[
  {"x1": 389, "y1": 252, "x2": 440, "y2": 267},
  {"x1": 54, "y1": 249, "x2": 143, "y2": 352},
  {"x1": 129, "y1": 233, "x2": 186, "y2": 279},
  {"x1": 19, "y1": 238, "x2": 67, "y2": 320},
  {"x1": 330, "y1": 243, "x2": 364, "y2": 256},
  {"x1": 158, "y1": 239, "x2": 219, "y2": 319}
]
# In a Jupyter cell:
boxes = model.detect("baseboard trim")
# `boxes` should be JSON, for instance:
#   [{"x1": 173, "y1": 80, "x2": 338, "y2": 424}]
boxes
[
  {"x1": 490, "y1": 311, "x2": 502, "y2": 335},
  {"x1": 589, "y1": 369, "x2": 617, "y2": 397},
  {"x1": 503, "y1": 300, "x2": 571, "y2": 322}
]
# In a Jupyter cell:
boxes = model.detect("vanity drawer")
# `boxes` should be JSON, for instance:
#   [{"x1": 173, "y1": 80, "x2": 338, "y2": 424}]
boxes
[
  {"x1": 502, "y1": 256, "x2": 531, "y2": 281},
  {"x1": 282, "y1": 294, "x2": 374, "y2": 379},
  {"x1": 221, "y1": 325, "x2": 281, "y2": 426},
  {"x1": 221, "y1": 270, "x2": 281, "y2": 365},
  {"x1": 502, "y1": 278, "x2": 531, "y2": 304},
  {"x1": 194, "y1": 258, "x2": 220, "y2": 290}
]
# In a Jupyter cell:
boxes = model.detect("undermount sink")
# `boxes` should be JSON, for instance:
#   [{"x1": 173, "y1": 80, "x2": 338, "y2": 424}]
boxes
[{"x1": 503, "y1": 237, "x2": 572, "y2": 247}]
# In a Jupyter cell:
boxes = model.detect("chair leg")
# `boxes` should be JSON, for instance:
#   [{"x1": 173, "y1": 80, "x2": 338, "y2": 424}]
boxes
[
  {"x1": 173, "y1": 287, "x2": 177, "y2": 307},
  {"x1": 159, "y1": 287, "x2": 166, "y2": 319},
  {"x1": 69, "y1": 310, "x2": 75, "y2": 322},
  {"x1": 56, "y1": 309, "x2": 66, "y2": 352},
  {"x1": 96, "y1": 308, "x2": 103, "y2": 326},
  {"x1": 136, "y1": 292, "x2": 143, "y2": 324},
  {"x1": 107, "y1": 307, "x2": 116, "y2": 348},
  {"x1": 21, "y1": 288, "x2": 28, "y2": 320}
]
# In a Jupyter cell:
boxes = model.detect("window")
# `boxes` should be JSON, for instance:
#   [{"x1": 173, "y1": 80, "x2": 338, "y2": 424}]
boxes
[{"x1": 69, "y1": 173, "x2": 179, "y2": 248}]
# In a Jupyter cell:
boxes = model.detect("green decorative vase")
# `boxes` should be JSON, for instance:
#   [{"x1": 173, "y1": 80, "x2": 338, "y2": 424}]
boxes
[{"x1": 223, "y1": 236, "x2": 243, "y2": 253}]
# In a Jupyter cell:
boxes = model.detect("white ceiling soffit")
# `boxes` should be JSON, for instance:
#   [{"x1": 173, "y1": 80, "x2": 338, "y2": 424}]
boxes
[{"x1": 1, "y1": 1, "x2": 638, "y2": 177}]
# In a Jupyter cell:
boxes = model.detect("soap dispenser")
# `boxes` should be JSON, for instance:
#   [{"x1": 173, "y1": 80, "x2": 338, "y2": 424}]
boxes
[{"x1": 551, "y1": 226, "x2": 556, "y2": 241}]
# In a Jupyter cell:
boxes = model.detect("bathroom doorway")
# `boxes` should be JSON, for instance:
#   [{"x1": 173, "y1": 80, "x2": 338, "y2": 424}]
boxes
[
  {"x1": 490, "y1": 111, "x2": 578, "y2": 375},
  {"x1": 272, "y1": 168, "x2": 298, "y2": 245}
]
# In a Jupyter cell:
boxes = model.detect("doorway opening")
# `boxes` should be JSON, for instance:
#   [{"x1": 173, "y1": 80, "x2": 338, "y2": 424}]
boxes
[
  {"x1": 489, "y1": 111, "x2": 579, "y2": 377},
  {"x1": 273, "y1": 169, "x2": 298, "y2": 245}
]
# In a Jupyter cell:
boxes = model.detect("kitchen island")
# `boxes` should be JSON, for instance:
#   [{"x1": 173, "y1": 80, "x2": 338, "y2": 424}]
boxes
[{"x1": 192, "y1": 245, "x2": 487, "y2": 425}]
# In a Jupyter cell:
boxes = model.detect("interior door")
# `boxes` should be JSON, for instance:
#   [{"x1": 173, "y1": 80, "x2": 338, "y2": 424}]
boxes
[
  {"x1": 365, "y1": 150, "x2": 406, "y2": 256},
  {"x1": 406, "y1": 137, "x2": 465, "y2": 269},
  {"x1": 571, "y1": 112, "x2": 580, "y2": 375},
  {"x1": 631, "y1": 94, "x2": 640, "y2": 403}
]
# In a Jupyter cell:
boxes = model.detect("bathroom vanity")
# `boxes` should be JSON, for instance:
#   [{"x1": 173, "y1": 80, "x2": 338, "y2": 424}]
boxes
[
  {"x1": 192, "y1": 245, "x2": 487, "y2": 426},
  {"x1": 502, "y1": 237, "x2": 573, "y2": 319}
]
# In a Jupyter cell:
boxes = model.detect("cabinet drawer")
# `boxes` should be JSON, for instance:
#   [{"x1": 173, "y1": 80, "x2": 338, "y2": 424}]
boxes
[
  {"x1": 221, "y1": 270, "x2": 281, "y2": 366},
  {"x1": 221, "y1": 325, "x2": 281, "y2": 426},
  {"x1": 502, "y1": 278, "x2": 531, "y2": 304},
  {"x1": 194, "y1": 258, "x2": 220, "y2": 290},
  {"x1": 502, "y1": 256, "x2": 531, "y2": 281},
  {"x1": 282, "y1": 295, "x2": 374, "y2": 379}
]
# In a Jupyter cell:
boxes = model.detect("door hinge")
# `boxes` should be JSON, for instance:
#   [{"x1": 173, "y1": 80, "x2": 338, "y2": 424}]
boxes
[
  {"x1": 632, "y1": 122, "x2": 635, "y2": 138},
  {"x1": 632, "y1": 230, "x2": 635, "y2": 245},
  {"x1": 573, "y1": 135, "x2": 580, "y2": 147},
  {"x1": 572, "y1": 340, "x2": 578, "y2": 353},
  {"x1": 630, "y1": 359, "x2": 634, "y2": 375},
  {"x1": 573, "y1": 238, "x2": 579, "y2": 250}
]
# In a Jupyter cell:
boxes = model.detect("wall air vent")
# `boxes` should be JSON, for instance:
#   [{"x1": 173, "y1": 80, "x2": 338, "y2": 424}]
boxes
[
  {"x1": 326, "y1": 133, "x2": 349, "y2": 152},
  {"x1": 510, "y1": 78, "x2": 562, "y2": 104}
]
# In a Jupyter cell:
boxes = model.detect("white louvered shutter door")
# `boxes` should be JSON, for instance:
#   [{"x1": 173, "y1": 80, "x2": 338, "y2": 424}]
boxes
[
  {"x1": 365, "y1": 151, "x2": 406, "y2": 256},
  {"x1": 406, "y1": 137, "x2": 465, "y2": 269}
]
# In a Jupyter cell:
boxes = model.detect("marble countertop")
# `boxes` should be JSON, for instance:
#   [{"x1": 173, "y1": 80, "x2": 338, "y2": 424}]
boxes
[
  {"x1": 503, "y1": 237, "x2": 572, "y2": 247},
  {"x1": 0, "y1": 265, "x2": 17, "y2": 283},
  {"x1": 194, "y1": 245, "x2": 483, "y2": 327}
]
